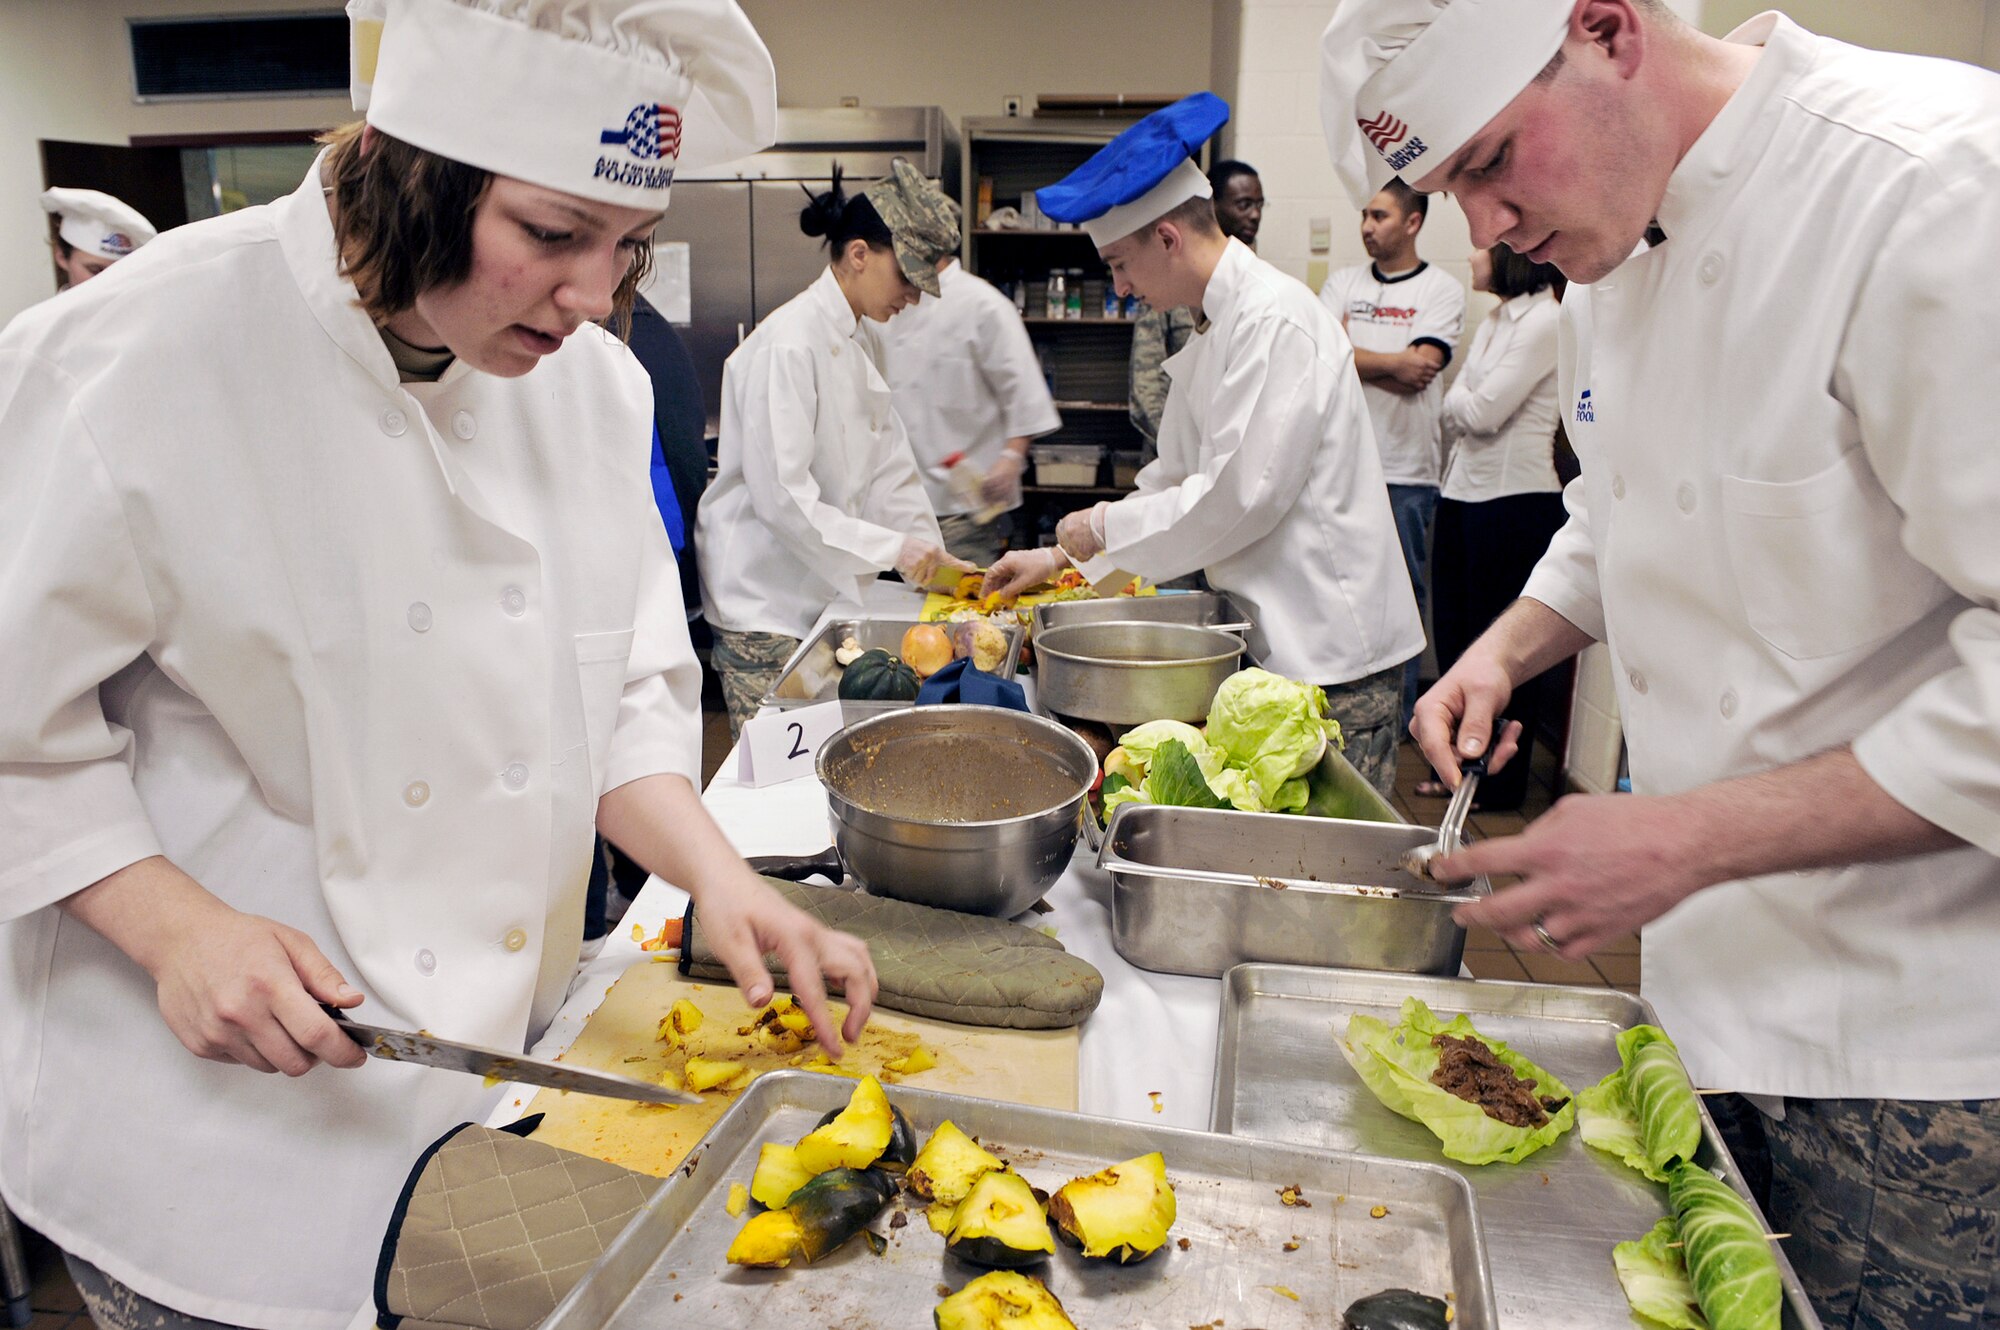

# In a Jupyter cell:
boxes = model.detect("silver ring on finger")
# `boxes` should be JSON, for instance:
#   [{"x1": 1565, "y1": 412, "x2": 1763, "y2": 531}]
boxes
[{"x1": 1532, "y1": 915, "x2": 1561, "y2": 954}]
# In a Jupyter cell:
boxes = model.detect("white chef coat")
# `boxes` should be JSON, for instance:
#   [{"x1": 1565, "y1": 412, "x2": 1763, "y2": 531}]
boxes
[
  {"x1": 1319, "y1": 260, "x2": 1465, "y2": 487},
  {"x1": 1079, "y1": 239, "x2": 1423, "y2": 684},
  {"x1": 1439, "y1": 289, "x2": 1562, "y2": 502},
  {"x1": 867, "y1": 260, "x2": 1061, "y2": 516},
  {"x1": 0, "y1": 161, "x2": 700, "y2": 1326},
  {"x1": 1521, "y1": 13, "x2": 2000, "y2": 1100},
  {"x1": 696, "y1": 266, "x2": 944, "y2": 639}
]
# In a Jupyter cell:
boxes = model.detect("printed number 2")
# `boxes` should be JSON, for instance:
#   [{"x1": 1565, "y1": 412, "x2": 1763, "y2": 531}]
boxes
[{"x1": 786, "y1": 722, "x2": 807, "y2": 759}]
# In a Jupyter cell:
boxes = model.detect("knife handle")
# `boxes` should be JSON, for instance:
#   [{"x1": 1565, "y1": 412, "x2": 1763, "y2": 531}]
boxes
[{"x1": 319, "y1": 1003, "x2": 367, "y2": 1042}]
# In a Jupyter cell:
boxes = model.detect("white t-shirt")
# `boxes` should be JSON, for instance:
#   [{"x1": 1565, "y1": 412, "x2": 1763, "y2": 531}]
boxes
[{"x1": 1320, "y1": 261, "x2": 1465, "y2": 487}]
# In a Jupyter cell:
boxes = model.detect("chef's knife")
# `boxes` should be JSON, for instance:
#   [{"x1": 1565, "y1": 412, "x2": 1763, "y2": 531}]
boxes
[
  {"x1": 323, "y1": 1006, "x2": 700, "y2": 1105},
  {"x1": 927, "y1": 563, "x2": 982, "y2": 594}
]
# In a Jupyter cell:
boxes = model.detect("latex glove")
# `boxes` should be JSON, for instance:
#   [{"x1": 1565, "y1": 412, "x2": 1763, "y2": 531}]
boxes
[
  {"x1": 981, "y1": 450, "x2": 1028, "y2": 505},
  {"x1": 688, "y1": 867, "x2": 878, "y2": 1056},
  {"x1": 982, "y1": 545, "x2": 1071, "y2": 601},
  {"x1": 1054, "y1": 503, "x2": 1109, "y2": 562},
  {"x1": 894, "y1": 536, "x2": 953, "y2": 588}
]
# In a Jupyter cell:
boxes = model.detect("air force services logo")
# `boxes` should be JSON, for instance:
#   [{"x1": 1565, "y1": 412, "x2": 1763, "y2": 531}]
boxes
[
  {"x1": 1358, "y1": 110, "x2": 1429, "y2": 174},
  {"x1": 1576, "y1": 389, "x2": 1595, "y2": 423},
  {"x1": 596, "y1": 102, "x2": 682, "y2": 190}
]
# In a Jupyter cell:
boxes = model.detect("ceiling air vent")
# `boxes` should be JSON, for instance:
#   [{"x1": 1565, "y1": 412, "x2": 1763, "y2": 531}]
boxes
[{"x1": 128, "y1": 11, "x2": 347, "y2": 101}]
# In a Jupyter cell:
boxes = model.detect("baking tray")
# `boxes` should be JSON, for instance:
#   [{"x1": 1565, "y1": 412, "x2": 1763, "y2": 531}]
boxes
[
  {"x1": 546, "y1": 1070, "x2": 1498, "y2": 1329},
  {"x1": 1211, "y1": 966, "x2": 1825, "y2": 1330},
  {"x1": 1098, "y1": 801, "x2": 1489, "y2": 979},
  {"x1": 761, "y1": 616, "x2": 1024, "y2": 715},
  {"x1": 1032, "y1": 590, "x2": 1253, "y2": 636}
]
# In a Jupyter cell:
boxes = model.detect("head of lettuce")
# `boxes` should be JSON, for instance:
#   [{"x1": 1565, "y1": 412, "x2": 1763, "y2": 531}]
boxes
[{"x1": 1204, "y1": 670, "x2": 1343, "y2": 812}]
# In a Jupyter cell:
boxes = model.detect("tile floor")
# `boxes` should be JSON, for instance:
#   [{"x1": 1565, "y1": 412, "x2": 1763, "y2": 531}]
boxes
[{"x1": 13, "y1": 728, "x2": 1631, "y2": 1322}]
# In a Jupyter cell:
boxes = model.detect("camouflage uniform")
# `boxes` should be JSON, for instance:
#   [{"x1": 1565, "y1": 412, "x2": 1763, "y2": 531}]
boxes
[
  {"x1": 711, "y1": 627, "x2": 801, "y2": 738},
  {"x1": 1127, "y1": 304, "x2": 1199, "y2": 462},
  {"x1": 1709, "y1": 1092, "x2": 2000, "y2": 1329},
  {"x1": 1321, "y1": 663, "x2": 1403, "y2": 802},
  {"x1": 937, "y1": 511, "x2": 1005, "y2": 568}
]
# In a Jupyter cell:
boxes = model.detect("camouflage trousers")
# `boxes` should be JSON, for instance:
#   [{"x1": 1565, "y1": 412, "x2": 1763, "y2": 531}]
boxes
[
  {"x1": 938, "y1": 511, "x2": 1006, "y2": 568},
  {"x1": 1710, "y1": 1092, "x2": 2000, "y2": 1329},
  {"x1": 64, "y1": 1251, "x2": 251, "y2": 1329},
  {"x1": 710, "y1": 626, "x2": 801, "y2": 738},
  {"x1": 1321, "y1": 663, "x2": 1403, "y2": 802}
]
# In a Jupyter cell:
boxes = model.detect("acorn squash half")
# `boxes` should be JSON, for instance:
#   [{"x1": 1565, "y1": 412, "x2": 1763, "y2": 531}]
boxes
[
  {"x1": 795, "y1": 1074, "x2": 913, "y2": 1174},
  {"x1": 1047, "y1": 1151, "x2": 1176, "y2": 1264},
  {"x1": 946, "y1": 1169, "x2": 1055, "y2": 1269},
  {"x1": 907, "y1": 1120, "x2": 1005, "y2": 1205},
  {"x1": 725, "y1": 1166, "x2": 895, "y2": 1268},
  {"x1": 934, "y1": 1271, "x2": 1078, "y2": 1330}
]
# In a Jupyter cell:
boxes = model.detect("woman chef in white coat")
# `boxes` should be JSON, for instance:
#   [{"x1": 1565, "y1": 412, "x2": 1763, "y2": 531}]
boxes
[
  {"x1": 0, "y1": 2, "x2": 874, "y2": 1326},
  {"x1": 696, "y1": 161, "x2": 966, "y2": 734}
]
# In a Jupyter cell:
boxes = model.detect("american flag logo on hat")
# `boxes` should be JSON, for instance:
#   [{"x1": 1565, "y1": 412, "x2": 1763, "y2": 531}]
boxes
[
  {"x1": 600, "y1": 103, "x2": 684, "y2": 161},
  {"x1": 1357, "y1": 109, "x2": 1410, "y2": 154}
]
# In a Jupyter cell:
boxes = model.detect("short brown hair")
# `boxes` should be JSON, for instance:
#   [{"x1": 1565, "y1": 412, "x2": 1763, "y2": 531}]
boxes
[
  {"x1": 319, "y1": 122, "x2": 647, "y2": 335},
  {"x1": 1153, "y1": 194, "x2": 1220, "y2": 239}
]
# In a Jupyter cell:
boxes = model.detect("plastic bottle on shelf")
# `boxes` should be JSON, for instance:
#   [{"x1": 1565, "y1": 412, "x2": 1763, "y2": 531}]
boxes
[
  {"x1": 1011, "y1": 271, "x2": 1028, "y2": 315},
  {"x1": 941, "y1": 451, "x2": 1010, "y2": 525},
  {"x1": 1102, "y1": 284, "x2": 1120, "y2": 319},
  {"x1": 1065, "y1": 269, "x2": 1084, "y2": 320},
  {"x1": 1045, "y1": 269, "x2": 1066, "y2": 320}
]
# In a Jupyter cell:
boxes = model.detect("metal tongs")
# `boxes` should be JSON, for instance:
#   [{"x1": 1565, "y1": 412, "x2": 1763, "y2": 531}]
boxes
[{"x1": 1400, "y1": 756, "x2": 1485, "y2": 882}]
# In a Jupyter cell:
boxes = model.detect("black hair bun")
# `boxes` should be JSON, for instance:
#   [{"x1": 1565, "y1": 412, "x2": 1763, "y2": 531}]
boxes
[{"x1": 799, "y1": 163, "x2": 849, "y2": 239}]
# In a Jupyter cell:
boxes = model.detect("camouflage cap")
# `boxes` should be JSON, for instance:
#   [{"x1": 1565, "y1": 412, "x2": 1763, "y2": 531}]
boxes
[{"x1": 864, "y1": 158, "x2": 960, "y2": 298}]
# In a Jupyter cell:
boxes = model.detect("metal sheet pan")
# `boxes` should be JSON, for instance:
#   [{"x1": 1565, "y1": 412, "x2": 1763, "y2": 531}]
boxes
[
  {"x1": 1031, "y1": 590, "x2": 1253, "y2": 636},
  {"x1": 1098, "y1": 804, "x2": 1488, "y2": 979},
  {"x1": 547, "y1": 1070, "x2": 1498, "y2": 1329},
  {"x1": 762, "y1": 617, "x2": 1024, "y2": 715},
  {"x1": 1211, "y1": 965, "x2": 1824, "y2": 1330}
]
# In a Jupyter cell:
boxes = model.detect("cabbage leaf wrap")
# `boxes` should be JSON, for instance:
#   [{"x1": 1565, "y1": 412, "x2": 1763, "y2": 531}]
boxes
[
  {"x1": 1622, "y1": 1025, "x2": 1702, "y2": 1173},
  {"x1": 1667, "y1": 1163, "x2": 1783, "y2": 1330},
  {"x1": 1577, "y1": 1068, "x2": 1671, "y2": 1183},
  {"x1": 1613, "y1": 1218, "x2": 1710, "y2": 1330},
  {"x1": 1337, "y1": 997, "x2": 1576, "y2": 1165}
]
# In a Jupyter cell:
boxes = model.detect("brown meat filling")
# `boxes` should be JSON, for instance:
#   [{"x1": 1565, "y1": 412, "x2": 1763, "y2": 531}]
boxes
[{"x1": 1429, "y1": 1034, "x2": 1570, "y2": 1128}]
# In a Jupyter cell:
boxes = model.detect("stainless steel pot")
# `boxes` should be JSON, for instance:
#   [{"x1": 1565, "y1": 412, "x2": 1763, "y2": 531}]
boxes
[
  {"x1": 1033, "y1": 621, "x2": 1245, "y2": 728},
  {"x1": 815, "y1": 705, "x2": 1097, "y2": 917}
]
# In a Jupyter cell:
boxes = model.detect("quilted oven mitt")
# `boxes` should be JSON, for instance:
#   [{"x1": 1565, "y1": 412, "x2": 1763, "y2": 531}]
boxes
[
  {"x1": 679, "y1": 878, "x2": 1102, "y2": 1029},
  {"x1": 373, "y1": 1117, "x2": 658, "y2": 1330}
]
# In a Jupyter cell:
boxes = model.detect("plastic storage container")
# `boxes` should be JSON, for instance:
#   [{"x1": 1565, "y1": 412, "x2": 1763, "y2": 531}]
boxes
[
  {"x1": 1030, "y1": 443, "x2": 1104, "y2": 487},
  {"x1": 1110, "y1": 449, "x2": 1144, "y2": 487}
]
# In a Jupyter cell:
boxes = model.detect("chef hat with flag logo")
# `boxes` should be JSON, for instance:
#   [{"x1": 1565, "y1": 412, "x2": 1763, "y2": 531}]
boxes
[
  {"x1": 1035, "y1": 92, "x2": 1230, "y2": 247},
  {"x1": 1320, "y1": 0, "x2": 1572, "y2": 209},
  {"x1": 345, "y1": 0, "x2": 776, "y2": 210},
  {"x1": 40, "y1": 187, "x2": 157, "y2": 260}
]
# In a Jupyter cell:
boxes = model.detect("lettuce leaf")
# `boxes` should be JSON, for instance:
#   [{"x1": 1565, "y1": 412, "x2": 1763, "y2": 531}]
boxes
[
  {"x1": 1621, "y1": 1025, "x2": 1702, "y2": 1174},
  {"x1": 1104, "y1": 721, "x2": 1266, "y2": 812},
  {"x1": 1204, "y1": 670, "x2": 1342, "y2": 808},
  {"x1": 1668, "y1": 1164, "x2": 1782, "y2": 1330},
  {"x1": 1337, "y1": 997, "x2": 1576, "y2": 1165},
  {"x1": 1578, "y1": 1069, "x2": 1671, "y2": 1183},
  {"x1": 1145, "y1": 740, "x2": 1227, "y2": 809},
  {"x1": 1613, "y1": 1218, "x2": 1710, "y2": 1330}
]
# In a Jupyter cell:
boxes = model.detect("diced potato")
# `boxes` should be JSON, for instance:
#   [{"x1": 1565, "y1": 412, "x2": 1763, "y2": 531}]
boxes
[
  {"x1": 725, "y1": 1183, "x2": 748, "y2": 1217},
  {"x1": 656, "y1": 998, "x2": 704, "y2": 1048},
  {"x1": 884, "y1": 1045, "x2": 936, "y2": 1076},
  {"x1": 685, "y1": 1056, "x2": 746, "y2": 1092}
]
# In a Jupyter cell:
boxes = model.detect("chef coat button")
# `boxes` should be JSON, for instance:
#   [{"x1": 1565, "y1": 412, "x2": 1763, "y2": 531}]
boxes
[
  {"x1": 380, "y1": 408, "x2": 407, "y2": 437},
  {"x1": 1720, "y1": 688, "x2": 1739, "y2": 719},
  {"x1": 1629, "y1": 669, "x2": 1649, "y2": 695},
  {"x1": 1611, "y1": 474, "x2": 1626, "y2": 500},
  {"x1": 500, "y1": 585, "x2": 527, "y2": 617},
  {"x1": 502, "y1": 762, "x2": 529, "y2": 791},
  {"x1": 415, "y1": 948, "x2": 437, "y2": 976},
  {"x1": 831, "y1": 345, "x2": 842, "y2": 358},
  {"x1": 407, "y1": 602, "x2": 433, "y2": 633},
  {"x1": 1698, "y1": 252, "x2": 1725, "y2": 286},
  {"x1": 451, "y1": 410, "x2": 476, "y2": 441},
  {"x1": 1676, "y1": 482, "x2": 1697, "y2": 514},
  {"x1": 403, "y1": 780, "x2": 430, "y2": 808},
  {"x1": 503, "y1": 928, "x2": 528, "y2": 953}
]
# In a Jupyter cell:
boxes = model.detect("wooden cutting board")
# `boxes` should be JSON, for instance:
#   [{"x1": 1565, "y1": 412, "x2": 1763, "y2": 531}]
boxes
[{"x1": 514, "y1": 958, "x2": 1080, "y2": 1178}]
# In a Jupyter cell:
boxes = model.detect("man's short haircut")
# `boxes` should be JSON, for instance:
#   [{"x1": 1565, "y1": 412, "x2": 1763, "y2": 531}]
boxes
[
  {"x1": 320, "y1": 121, "x2": 649, "y2": 335},
  {"x1": 1486, "y1": 242, "x2": 1563, "y2": 299},
  {"x1": 1208, "y1": 159, "x2": 1260, "y2": 195},
  {"x1": 1152, "y1": 194, "x2": 1221, "y2": 239},
  {"x1": 1380, "y1": 178, "x2": 1429, "y2": 221},
  {"x1": 1537, "y1": 0, "x2": 1676, "y2": 83}
]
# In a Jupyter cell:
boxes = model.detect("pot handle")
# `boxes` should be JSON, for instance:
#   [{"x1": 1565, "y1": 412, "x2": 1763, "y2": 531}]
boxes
[{"x1": 746, "y1": 848, "x2": 845, "y2": 884}]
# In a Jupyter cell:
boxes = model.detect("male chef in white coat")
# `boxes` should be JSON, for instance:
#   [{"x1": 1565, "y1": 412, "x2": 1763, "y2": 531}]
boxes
[
  {"x1": 0, "y1": 2, "x2": 875, "y2": 1326},
  {"x1": 1324, "y1": 0, "x2": 2000, "y2": 1321},
  {"x1": 984, "y1": 93, "x2": 1421, "y2": 799},
  {"x1": 39, "y1": 186, "x2": 157, "y2": 289}
]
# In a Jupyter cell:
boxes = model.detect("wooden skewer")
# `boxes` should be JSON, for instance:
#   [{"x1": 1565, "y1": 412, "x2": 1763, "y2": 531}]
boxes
[{"x1": 1665, "y1": 1233, "x2": 1790, "y2": 1247}]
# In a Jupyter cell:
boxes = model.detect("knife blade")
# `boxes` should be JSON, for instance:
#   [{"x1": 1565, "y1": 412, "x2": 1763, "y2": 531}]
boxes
[
  {"x1": 927, "y1": 563, "x2": 981, "y2": 594},
  {"x1": 325, "y1": 1006, "x2": 700, "y2": 1105}
]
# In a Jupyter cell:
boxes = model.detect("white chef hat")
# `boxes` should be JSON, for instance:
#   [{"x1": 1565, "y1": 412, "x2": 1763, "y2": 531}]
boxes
[
  {"x1": 346, "y1": 0, "x2": 776, "y2": 209},
  {"x1": 40, "y1": 187, "x2": 157, "y2": 260},
  {"x1": 1320, "y1": 0, "x2": 1572, "y2": 208}
]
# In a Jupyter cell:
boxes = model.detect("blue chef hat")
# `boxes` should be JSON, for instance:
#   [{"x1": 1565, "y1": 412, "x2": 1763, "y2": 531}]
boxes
[{"x1": 1035, "y1": 92, "x2": 1231, "y2": 246}]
